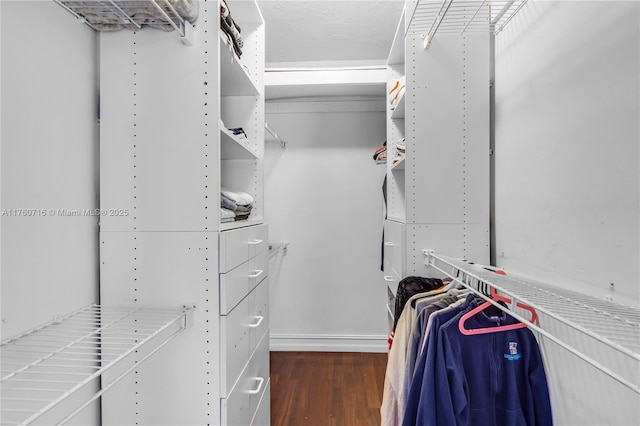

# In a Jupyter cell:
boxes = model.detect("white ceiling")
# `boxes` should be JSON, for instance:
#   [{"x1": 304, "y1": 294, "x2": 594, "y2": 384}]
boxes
[{"x1": 257, "y1": 1, "x2": 405, "y2": 66}]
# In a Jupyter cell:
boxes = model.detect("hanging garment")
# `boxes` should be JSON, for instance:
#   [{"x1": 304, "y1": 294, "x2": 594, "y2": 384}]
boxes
[
  {"x1": 403, "y1": 295, "x2": 553, "y2": 426},
  {"x1": 391, "y1": 277, "x2": 444, "y2": 342},
  {"x1": 382, "y1": 288, "x2": 457, "y2": 426}
]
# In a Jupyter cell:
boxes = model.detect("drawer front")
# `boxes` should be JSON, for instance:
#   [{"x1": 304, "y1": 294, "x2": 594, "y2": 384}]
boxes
[
  {"x1": 248, "y1": 277, "x2": 269, "y2": 355},
  {"x1": 383, "y1": 272, "x2": 400, "y2": 298},
  {"x1": 222, "y1": 333, "x2": 270, "y2": 426},
  {"x1": 220, "y1": 296, "x2": 250, "y2": 396},
  {"x1": 250, "y1": 379, "x2": 271, "y2": 426},
  {"x1": 220, "y1": 250, "x2": 268, "y2": 315},
  {"x1": 248, "y1": 334, "x2": 270, "y2": 420},
  {"x1": 220, "y1": 224, "x2": 268, "y2": 273},
  {"x1": 384, "y1": 220, "x2": 405, "y2": 279}
]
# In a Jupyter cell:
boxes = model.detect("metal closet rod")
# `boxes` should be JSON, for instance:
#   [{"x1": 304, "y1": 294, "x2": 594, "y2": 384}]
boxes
[
  {"x1": 265, "y1": 122, "x2": 286, "y2": 148},
  {"x1": 269, "y1": 241, "x2": 289, "y2": 258},
  {"x1": 423, "y1": 250, "x2": 640, "y2": 395}
]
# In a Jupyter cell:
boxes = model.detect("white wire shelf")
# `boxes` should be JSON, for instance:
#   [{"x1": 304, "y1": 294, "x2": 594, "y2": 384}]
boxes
[
  {"x1": 0, "y1": 304, "x2": 195, "y2": 425},
  {"x1": 54, "y1": 0, "x2": 196, "y2": 36},
  {"x1": 423, "y1": 250, "x2": 640, "y2": 394},
  {"x1": 407, "y1": 0, "x2": 528, "y2": 48}
]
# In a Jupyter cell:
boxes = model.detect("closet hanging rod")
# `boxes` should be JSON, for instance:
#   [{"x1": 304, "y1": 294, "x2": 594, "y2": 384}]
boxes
[
  {"x1": 265, "y1": 122, "x2": 286, "y2": 149},
  {"x1": 269, "y1": 241, "x2": 289, "y2": 258},
  {"x1": 423, "y1": 250, "x2": 640, "y2": 394}
]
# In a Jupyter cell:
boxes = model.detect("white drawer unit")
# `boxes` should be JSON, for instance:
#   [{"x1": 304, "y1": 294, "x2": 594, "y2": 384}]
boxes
[
  {"x1": 221, "y1": 332, "x2": 270, "y2": 426},
  {"x1": 219, "y1": 224, "x2": 269, "y2": 273},
  {"x1": 220, "y1": 250, "x2": 268, "y2": 315}
]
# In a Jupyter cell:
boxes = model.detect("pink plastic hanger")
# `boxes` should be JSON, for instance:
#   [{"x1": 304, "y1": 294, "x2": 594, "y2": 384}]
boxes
[{"x1": 458, "y1": 272, "x2": 538, "y2": 336}]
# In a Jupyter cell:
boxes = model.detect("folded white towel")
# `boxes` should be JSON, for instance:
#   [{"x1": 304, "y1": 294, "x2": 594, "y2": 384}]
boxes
[{"x1": 221, "y1": 188, "x2": 255, "y2": 206}]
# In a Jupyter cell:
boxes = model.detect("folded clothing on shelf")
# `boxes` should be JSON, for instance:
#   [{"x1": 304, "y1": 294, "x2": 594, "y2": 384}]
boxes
[
  {"x1": 228, "y1": 127, "x2": 248, "y2": 139},
  {"x1": 221, "y1": 188, "x2": 254, "y2": 221},
  {"x1": 221, "y1": 208, "x2": 236, "y2": 223},
  {"x1": 220, "y1": 0, "x2": 244, "y2": 58}
]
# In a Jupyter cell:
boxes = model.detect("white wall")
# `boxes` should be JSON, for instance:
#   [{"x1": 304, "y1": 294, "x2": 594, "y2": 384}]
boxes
[
  {"x1": 1, "y1": 1, "x2": 99, "y2": 424},
  {"x1": 494, "y1": 2, "x2": 639, "y2": 424},
  {"x1": 495, "y1": 1, "x2": 639, "y2": 305},
  {"x1": 265, "y1": 100, "x2": 389, "y2": 352}
]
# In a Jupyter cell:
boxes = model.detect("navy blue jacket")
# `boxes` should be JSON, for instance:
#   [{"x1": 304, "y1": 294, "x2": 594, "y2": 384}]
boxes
[{"x1": 404, "y1": 298, "x2": 553, "y2": 426}]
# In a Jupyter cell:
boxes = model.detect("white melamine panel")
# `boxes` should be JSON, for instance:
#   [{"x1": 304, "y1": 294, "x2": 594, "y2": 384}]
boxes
[
  {"x1": 100, "y1": 7, "x2": 220, "y2": 232},
  {"x1": 1, "y1": 0, "x2": 99, "y2": 338},
  {"x1": 407, "y1": 32, "x2": 490, "y2": 225},
  {"x1": 100, "y1": 231, "x2": 218, "y2": 425},
  {"x1": 405, "y1": 223, "x2": 490, "y2": 275},
  {"x1": 1, "y1": 4, "x2": 101, "y2": 424}
]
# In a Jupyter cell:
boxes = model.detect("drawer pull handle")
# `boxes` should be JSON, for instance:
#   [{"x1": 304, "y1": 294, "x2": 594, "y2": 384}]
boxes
[
  {"x1": 248, "y1": 316, "x2": 264, "y2": 328},
  {"x1": 248, "y1": 239, "x2": 263, "y2": 245},
  {"x1": 248, "y1": 377, "x2": 265, "y2": 395},
  {"x1": 384, "y1": 242, "x2": 397, "y2": 247},
  {"x1": 384, "y1": 276, "x2": 396, "y2": 282},
  {"x1": 249, "y1": 270, "x2": 264, "y2": 279}
]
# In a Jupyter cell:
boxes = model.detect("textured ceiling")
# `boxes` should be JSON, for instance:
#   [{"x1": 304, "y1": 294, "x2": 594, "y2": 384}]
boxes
[{"x1": 257, "y1": 1, "x2": 405, "y2": 65}]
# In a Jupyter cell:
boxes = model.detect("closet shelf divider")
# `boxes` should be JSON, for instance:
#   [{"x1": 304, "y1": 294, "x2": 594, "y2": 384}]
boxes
[
  {"x1": 219, "y1": 31, "x2": 259, "y2": 96},
  {"x1": 221, "y1": 127, "x2": 258, "y2": 160}
]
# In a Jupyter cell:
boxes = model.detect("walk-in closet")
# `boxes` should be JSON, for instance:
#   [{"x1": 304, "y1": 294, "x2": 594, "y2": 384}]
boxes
[{"x1": 1, "y1": 1, "x2": 638, "y2": 425}]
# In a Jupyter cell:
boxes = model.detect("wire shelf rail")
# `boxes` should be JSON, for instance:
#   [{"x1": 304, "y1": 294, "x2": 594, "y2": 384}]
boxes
[
  {"x1": 0, "y1": 304, "x2": 195, "y2": 425},
  {"x1": 54, "y1": 0, "x2": 189, "y2": 36},
  {"x1": 423, "y1": 250, "x2": 640, "y2": 394},
  {"x1": 407, "y1": 0, "x2": 528, "y2": 48}
]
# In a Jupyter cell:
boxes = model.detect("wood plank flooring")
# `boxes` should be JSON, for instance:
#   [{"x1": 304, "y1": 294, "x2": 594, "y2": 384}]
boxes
[{"x1": 270, "y1": 352, "x2": 388, "y2": 426}]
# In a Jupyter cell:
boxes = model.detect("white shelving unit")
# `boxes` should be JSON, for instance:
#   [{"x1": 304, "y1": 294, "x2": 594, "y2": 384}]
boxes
[
  {"x1": 423, "y1": 250, "x2": 640, "y2": 395},
  {"x1": 383, "y1": 1, "x2": 490, "y2": 309},
  {"x1": 0, "y1": 305, "x2": 195, "y2": 425},
  {"x1": 98, "y1": 0, "x2": 269, "y2": 424}
]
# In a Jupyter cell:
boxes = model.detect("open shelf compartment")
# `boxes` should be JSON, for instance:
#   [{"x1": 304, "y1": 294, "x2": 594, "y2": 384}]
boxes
[{"x1": 0, "y1": 304, "x2": 195, "y2": 425}]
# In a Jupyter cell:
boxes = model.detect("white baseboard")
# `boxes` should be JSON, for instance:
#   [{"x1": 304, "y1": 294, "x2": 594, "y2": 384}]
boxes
[{"x1": 269, "y1": 333, "x2": 389, "y2": 353}]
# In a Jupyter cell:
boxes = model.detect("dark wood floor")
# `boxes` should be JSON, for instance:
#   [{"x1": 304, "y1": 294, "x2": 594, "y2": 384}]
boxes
[{"x1": 270, "y1": 351, "x2": 388, "y2": 426}]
